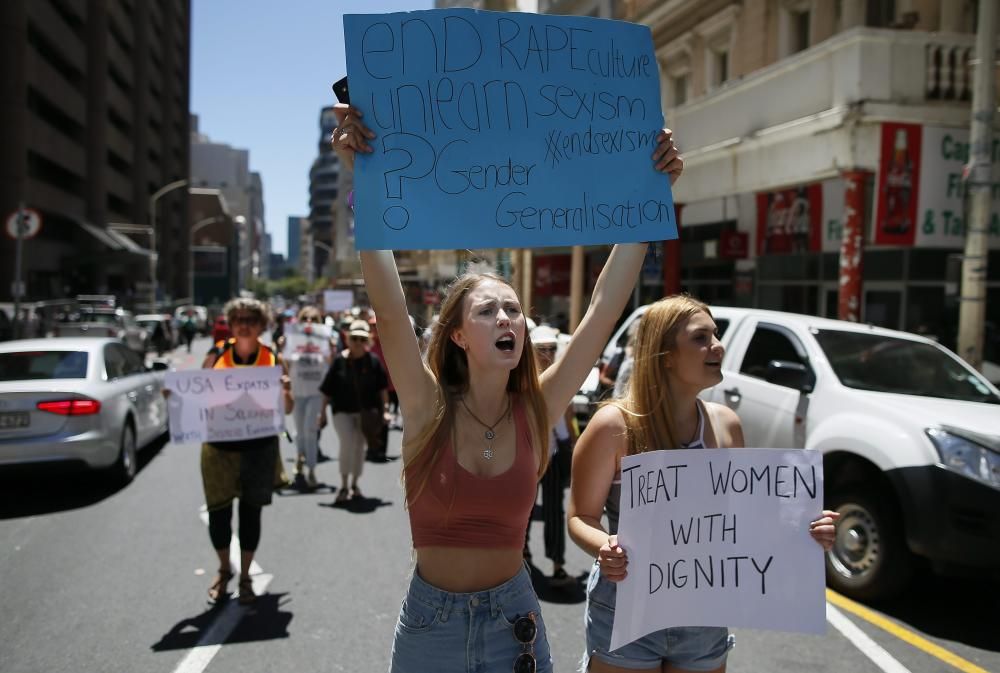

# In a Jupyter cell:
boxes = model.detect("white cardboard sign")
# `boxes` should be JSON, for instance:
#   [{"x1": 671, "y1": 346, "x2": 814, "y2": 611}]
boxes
[
  {"x1": 283, "y1": 323, "x2": 333, "y2": 398},
  {"x1": 610, "y1": 448, "x2": 826, "y2": 651},
  {"x1": 164, "y1": 367, "x2": 285, "y2": 444},
  {"x1": 323, "y1": 289, "x2": 354, "y2": 313}
]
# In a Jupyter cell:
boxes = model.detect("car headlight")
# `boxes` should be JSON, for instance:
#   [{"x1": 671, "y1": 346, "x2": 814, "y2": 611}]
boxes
[{"x1": 925, "y1": 427, "x2": 1000, "y2": 489}]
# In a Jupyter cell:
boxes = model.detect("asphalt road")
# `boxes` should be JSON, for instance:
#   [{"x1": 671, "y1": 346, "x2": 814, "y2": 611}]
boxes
[{"x1": 0, "y1": 337, "x2": 997, "y2": 673}]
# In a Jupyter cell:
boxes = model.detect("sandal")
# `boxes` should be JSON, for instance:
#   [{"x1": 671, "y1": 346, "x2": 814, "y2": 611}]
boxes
[
  {"x1": 207, "y1": 568, "x2": 234, "y2": 603},
  {"x1": 238, "y1": 575, "x2": 256, "y2": 605},
  {"x1": 335, "y1": 489, "x2": 350, "y2": 504},
  {"x1": 350, "y1": 486, "x2": 363, "y2": 500}
]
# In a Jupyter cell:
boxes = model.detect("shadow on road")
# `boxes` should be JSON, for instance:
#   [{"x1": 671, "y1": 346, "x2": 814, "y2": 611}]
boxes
[
  {"x1": 319, "y1": 493, "x2": 394, "y2": 514},
  {"x1": 0, "y1": 433, "x2": 170, "y2": 519},
  {"x1": 867, "y1": 573, "x2": 1000, "y2": 651},
  {"x1": 528, "y1": 560, "x2": 587, "y2": 605},
  {"x1": 150, "y1": 592, "x2": 292, "y2": 652}
]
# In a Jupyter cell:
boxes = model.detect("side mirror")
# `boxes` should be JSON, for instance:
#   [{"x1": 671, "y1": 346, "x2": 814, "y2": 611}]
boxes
[
  {"x1": 149, "y1": 360, "x2": 170, "y2": 372},
  {"x1": 765, "y1": 360, "x2": 815, "y2": 393}
]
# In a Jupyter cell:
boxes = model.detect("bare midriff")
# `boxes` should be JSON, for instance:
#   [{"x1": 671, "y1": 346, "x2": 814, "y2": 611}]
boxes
[{"x1": 416, "y1": 547, "x2": 525, "y2": 593}]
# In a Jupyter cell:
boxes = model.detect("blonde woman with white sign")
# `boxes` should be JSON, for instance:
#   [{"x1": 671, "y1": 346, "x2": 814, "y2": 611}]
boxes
[{"x1": 567, "y1": 295, "x2": 840, "y2": 673}]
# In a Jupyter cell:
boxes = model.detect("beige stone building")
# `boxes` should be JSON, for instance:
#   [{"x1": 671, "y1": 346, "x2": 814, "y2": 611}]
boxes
[{"x1": 537, "y1": 0, "x2": 998, "y2": 354}]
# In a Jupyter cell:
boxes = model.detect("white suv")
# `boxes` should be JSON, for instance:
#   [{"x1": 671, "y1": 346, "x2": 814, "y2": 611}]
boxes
[{"x1": 600, "y1": 305, "x2": 1000, "y2": 600}]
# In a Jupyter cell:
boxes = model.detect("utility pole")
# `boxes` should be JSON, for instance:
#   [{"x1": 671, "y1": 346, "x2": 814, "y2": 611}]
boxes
[{"x1": 958, "y1": 0, "x2": 997, "y2": 370}]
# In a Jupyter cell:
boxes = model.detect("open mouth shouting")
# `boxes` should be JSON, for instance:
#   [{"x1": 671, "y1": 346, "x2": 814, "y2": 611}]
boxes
[{"x1": 495, "y1": 331, "x2": 516, "y2": 353}]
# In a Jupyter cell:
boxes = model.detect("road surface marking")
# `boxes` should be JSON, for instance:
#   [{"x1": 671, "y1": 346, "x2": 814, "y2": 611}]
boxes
[
  {"x1": 827, "y1": 590, "x2": 991, "y2": 673},
  {"x1": 170, "y1": 508, "x2": 272, "y2": 673},
  {"x1": 826, "y1": 603, "x2": 913, "y2": 673}
]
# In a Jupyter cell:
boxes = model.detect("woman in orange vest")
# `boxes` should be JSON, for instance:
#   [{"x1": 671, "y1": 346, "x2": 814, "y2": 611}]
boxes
[{"x1": 200, "y1": 297, "x2": 294, "y2": 605}]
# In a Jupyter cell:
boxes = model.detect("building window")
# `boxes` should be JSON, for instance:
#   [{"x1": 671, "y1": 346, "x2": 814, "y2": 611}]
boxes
[
  {"x1": 779, "y1": 2, "x2": 812, "y2": 58},
  {"x1": 707, "y1": 47, "x2": 729, "y2": 90},
  {"x1": 672, "y1": 73, "x2": 689, "y2": 106},
  {"x1": 866, "y1": 0, "x2": 897, "y2": 27},
  {"x1": 793, "y1": 10, "x2": 811, "y2": 53}
]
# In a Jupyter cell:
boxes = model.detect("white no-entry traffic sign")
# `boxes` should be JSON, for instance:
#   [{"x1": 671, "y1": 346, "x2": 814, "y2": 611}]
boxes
[{"x1": 5, "y1": 208, "x2": 42, "y2": 239}]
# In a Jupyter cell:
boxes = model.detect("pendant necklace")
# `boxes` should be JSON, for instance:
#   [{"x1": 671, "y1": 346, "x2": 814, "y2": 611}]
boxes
[{"x1": 460, "y1": 395, "x2": 511, "y2": 460}]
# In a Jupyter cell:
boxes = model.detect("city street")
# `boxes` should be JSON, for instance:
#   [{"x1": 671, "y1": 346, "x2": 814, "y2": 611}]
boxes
[{"x1": 0, "y1": 336, "x2": 996, "y2": 673}]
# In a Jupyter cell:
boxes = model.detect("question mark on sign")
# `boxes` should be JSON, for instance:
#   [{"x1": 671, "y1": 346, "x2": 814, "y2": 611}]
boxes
[{"x1": 381, "y1": 132, "x2": 435, "y2": 230}]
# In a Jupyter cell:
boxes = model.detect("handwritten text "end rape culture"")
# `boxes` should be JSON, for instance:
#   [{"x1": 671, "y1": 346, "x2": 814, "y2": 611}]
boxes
[{"x1": 344, "y1": 10, "x2": 676, "y2": 250}]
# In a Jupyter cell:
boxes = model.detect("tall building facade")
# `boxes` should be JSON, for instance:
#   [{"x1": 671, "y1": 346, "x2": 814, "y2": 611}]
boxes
[
  {"x1": 0, "y1": 0, "x2": 191, "y2": 307},
  {"x1": 190, "y1": 117, "x2": 267, "y2": 290},
  {"x1": 308, "y1": 106, "x2": 340, "y2": 280},
  {"x1": 287, "y1": 215, "x2": 305, "y2": 270}
]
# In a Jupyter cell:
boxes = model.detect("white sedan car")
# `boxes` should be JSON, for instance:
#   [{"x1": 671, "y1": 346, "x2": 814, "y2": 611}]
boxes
[{"x1": 0, "y1": 338, "x2": 169, "y2": 484}]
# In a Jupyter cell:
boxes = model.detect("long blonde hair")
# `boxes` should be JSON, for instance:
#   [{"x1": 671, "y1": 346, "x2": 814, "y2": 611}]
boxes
[
  {"x1": 403, "y1": 272, "x2": 549, "y2": 505},
  {"x1": 612, "y1": 295, "x2": 712, "y2": 455}
]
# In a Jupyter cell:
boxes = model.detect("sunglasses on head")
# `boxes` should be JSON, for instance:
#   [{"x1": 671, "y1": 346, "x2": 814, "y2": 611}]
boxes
[{"x1": 512, "y1": 613, "x2": 537, "y2": 673}]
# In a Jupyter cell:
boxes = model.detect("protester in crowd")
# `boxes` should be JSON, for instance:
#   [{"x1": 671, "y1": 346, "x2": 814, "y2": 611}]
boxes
[
  {"x1": 199, "y1": 297, "x2": 294, "y2": 605},
  {"x1": 181, "y1": 313, "x2": 197, "y2": 353},
  {"x1": 368, "y1": 315, "x2": 403, "y2": 433},
  {"x1": 318, "y1": 319, "x2": 390, "y2": 502},
  {"x1": 567, "y1": 295, "x2": 840, "y2": 672},
  {"x1": 271, "y1": 313, "x2": 286, "y2": 347},
  {"x1": 286, "y1": 305, "x2": 334, "y2": 488},
  {"x1": 611, "y1": 320, "x2": 641, "y2": 399},
  {"x1": 331, "y1": 102, "x2": 683, "y2": 673},
  {"x1": 524, "y1": 325, "x2": 578, "y2": 589}
]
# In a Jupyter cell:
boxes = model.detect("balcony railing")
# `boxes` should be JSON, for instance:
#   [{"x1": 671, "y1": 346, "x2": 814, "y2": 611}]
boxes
[{"x1": 669, "y1": 27, "x2": 979, "y2": 153}]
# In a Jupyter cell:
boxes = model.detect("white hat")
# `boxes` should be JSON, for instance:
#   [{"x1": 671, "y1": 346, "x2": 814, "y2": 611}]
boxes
[
  {"x1": 348, "y1": 320, "x2": 370, "y2": 339},
  {"x1": 530, "y1": 325, "x2": 559, "y2": 347}
]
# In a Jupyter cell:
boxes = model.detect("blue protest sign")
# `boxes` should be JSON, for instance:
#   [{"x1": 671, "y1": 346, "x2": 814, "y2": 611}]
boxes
[{"x1": 344, "y1": 9, "x2": 676, "y2": 250}]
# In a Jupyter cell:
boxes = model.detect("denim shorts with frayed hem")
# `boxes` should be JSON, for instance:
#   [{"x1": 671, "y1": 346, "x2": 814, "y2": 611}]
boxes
[
  {"x1": 390, "y1": 565, "x2": 553, "y2": 673},
  {"x1": 582, "y1": 562, "x2": 735, "y2": 671}
]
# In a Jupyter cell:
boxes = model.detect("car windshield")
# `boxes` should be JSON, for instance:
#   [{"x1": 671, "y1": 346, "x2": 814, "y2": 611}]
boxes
[
  {"x1": 0, "y1": 351, "x2": 89, "y2": 380},
  {"x1": 63, "y1": 312, "x2": 118, "y2": 325},
  {"x1": 814, "y1": 330, "x2": 1000, "y2": 404}
]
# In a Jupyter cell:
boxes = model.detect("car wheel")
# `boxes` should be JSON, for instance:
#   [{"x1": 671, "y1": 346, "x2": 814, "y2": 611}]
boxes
[
  {"x1": 109, "y1": 422, "x2": 138, "y2": 485},
  {"x1": 825, "y1": 490, "x2": 912, "y2": 600}
]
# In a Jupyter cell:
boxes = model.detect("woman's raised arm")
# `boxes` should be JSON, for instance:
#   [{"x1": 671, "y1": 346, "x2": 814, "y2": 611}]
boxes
[
  {"x1": 539, "y1": 242, "x2": 646, "y2": 425},
  {"x1": 359, "y1": 251, "x2": 436, "y2": 417},
  {"x1": 540, "y1": 129, "x2": 683, "y2": 425}
]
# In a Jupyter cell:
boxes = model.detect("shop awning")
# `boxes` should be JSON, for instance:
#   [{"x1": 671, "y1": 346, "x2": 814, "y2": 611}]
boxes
[{"x1": 77, "y1": 221, "x2": 153, "y2": 256}]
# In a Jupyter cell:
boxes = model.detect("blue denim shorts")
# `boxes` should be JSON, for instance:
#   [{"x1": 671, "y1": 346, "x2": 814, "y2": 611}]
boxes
[
  {"x1": 583, "y1": 563, "x2": 735, "y2": 671},
  {"x1": 390, "y1": 565, "x2": 553, "y2": 673}
]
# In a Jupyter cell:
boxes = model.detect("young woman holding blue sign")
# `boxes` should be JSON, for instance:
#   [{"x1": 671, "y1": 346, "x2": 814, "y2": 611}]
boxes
[
  {"x1": 332, "y1": 103, "x2": 682, "y2": 673},
  {"x1": 567, "y1": 295, "x2": 840, "y2": 672}
]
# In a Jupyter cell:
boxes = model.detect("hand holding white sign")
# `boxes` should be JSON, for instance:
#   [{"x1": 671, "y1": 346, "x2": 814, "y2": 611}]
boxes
[
  {"x1": 609, "y1": 448, "x2": 832, "y2": 651},
  {"x1": 164, "y1": 367, "x2": 285, "y2": 444}
]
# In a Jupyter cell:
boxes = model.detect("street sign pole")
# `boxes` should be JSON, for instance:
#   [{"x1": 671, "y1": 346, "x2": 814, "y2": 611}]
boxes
[{"x1": 12, "y1": 205, "x2": 25, "y2": 340}]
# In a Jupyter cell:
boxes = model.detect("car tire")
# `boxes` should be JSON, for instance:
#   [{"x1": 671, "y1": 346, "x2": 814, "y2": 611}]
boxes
[
  {"x1": 825, "y1": 490, "x2": 912, "y2": 600},
  {"x1": 109, "y1": 422, "x2": 138, "y2": 486}
]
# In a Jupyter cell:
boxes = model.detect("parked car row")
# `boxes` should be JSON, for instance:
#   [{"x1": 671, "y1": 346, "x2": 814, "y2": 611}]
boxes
[
  {"x1": 591, "y1": 304, "x2": 1000, "y2": 601},
  {"x1": 0, "y1": 337, "x2": 170, "y2": 485}
]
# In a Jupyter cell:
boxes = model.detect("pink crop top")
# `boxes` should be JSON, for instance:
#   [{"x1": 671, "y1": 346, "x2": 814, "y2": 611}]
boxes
[{"x1": 407, "y1": 398, "x2": 538, "y2": 549}]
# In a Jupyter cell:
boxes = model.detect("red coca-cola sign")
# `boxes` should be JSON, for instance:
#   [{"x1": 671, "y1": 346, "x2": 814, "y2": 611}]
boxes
[
  {"x1": 875, "y1": 122, "x2": 921, "y2": 246},
  {"x1": 756, "y1": 184, "x2": 822, "y2": 255},
  {"x1": 720, "y1": 230, "x2": 748, "y2": 259}
]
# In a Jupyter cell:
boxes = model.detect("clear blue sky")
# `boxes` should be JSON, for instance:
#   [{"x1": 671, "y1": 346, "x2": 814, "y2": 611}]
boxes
[{"x1": 191, "y1": 0, "x2": 432, "y2": 256}]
